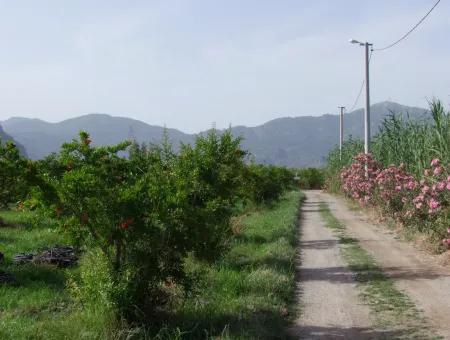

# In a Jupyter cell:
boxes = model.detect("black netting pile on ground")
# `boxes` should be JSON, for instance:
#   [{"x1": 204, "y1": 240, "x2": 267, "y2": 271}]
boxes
[{"x1": 13, "y1": 245, "x2": 78, "y2": 268}]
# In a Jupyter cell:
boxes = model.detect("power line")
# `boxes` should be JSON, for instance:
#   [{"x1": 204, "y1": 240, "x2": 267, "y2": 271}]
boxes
[
  {"x1": 373, "y1": 0, "x2": 441, "y2": 52},
  {"x1": 348, "y1": 50, "x2": 373, "y2": 112},
  {"x1": 348, "y1": 80, "x2": 365, "y2": 112}
]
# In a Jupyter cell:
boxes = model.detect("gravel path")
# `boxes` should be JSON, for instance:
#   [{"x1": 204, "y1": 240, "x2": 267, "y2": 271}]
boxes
[
  {"x1": 289, "y1": 190, "x2": 376, "y2": 339},
  {"x1": 322, "y1": 191, "x2": 450, "y2": 338}
]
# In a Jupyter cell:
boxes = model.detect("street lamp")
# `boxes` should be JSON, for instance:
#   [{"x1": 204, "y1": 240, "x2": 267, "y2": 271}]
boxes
[{"x1": 349, "y1": 38, "x2": 372, "y2": 155}]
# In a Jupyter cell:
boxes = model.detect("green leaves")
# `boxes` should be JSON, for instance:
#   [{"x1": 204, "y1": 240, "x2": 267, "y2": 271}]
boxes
[
  {"x1": 0, "y1": 140, "x2": 29, "y2": 207},
  {"x1": 30, "y1": 129, "x2": 294, "y2": 323},
  {"x1": 243, "y1": 164, "x2": 295, "y2": 204}
]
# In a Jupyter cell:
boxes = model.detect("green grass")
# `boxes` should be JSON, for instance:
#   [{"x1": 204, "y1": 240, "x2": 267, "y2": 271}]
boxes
[
  {"x1": 319, "y1": 203, "x2": 440, "y2": 339},
  {"x1": 0, "y1": 210, "x2": 116, "y2": 340},
  {"x1": 162, "y1": 190, "x2": 304, "y2": 339},
  {"x1": 0, "y1": 192, "x2": 303, "y2": 339}
]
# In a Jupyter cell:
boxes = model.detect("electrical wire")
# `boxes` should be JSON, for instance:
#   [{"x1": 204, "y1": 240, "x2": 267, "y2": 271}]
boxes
[
  {"x1": 348, "y1": 50, "x2": 373, "y2": 112},
  {"x1": 345, "y1": 0, "x2": 440, "y2": 113},
  {"x1": 348, "y1": 80, "x2": 365, "y2": 112},
  {"x1": 373, "y1": 0, "x2": 441, "y2": 51}
]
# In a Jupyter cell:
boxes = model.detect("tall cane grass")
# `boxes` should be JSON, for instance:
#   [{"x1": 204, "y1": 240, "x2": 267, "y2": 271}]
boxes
[
  {"x1": 372, "y1": 100, "x2": 450, "y2": 176},
  {"x1": 326, "y1": 99, "x2": 450, "y2": 185}
]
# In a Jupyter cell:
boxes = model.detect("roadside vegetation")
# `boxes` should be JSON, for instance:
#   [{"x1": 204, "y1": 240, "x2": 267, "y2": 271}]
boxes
[
  {"x1": 0, "y1": 131, "x2": 302, "y2": 339},
  {"x1": 296, "y1": 167, "x2": 324, "y2": 190},
  {"x1": 325, "y1": 99, "x2": 450, "y2": 249},
  {"x1": 157, "y1": 190, "x2": 303, "y2": 339}
]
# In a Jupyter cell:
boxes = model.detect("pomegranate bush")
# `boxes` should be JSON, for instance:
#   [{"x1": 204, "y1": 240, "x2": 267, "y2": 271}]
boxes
[
  {"x1": 32, "y1": 131, "x2": 255, "y2": 322},
  {"x1": 0, "y1": 140, "x2": 30, "y2": 208},
  {"x1": 242, "y1": 164, "x2": 295, "y2": 204}
]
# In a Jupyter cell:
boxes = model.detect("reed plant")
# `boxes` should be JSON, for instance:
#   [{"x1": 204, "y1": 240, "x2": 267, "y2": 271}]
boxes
[{"x1": 372, "y1": 100, "x2": 450, "y2": 176}]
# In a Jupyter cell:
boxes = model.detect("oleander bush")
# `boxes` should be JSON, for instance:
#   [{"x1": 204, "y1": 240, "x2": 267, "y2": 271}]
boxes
[
  {"x1": 325, "y1": 138, "x2": 363, "y2": 193},
  {"x1": 326, "y1": 100, "x2": 450, "y2": 248}
]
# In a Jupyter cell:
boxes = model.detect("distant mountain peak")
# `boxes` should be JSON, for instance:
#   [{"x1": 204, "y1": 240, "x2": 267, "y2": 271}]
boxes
[
  {"x1": 1, "y1": 101, "x2": 428, "y2": 166},
  {"x1": 4, "y1": 117, "x2": 47, "y2": 123}
]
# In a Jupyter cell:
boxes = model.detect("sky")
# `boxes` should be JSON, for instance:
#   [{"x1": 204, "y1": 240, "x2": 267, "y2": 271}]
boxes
[{"x1": 0, "y1": 0, "x2": 449, "y2": 132}]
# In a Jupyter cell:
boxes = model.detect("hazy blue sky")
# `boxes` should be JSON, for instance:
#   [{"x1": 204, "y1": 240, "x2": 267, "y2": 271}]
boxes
[{"x1": 0, "y1": 0, "x2": 448, "y2": 132}]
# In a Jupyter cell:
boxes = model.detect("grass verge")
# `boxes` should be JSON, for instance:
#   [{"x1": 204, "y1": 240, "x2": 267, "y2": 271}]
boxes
[
  {"x1": 161, "y1": 190, "x2": 304, "y2": 339},
  {"x1": 319, "y1": 202, "x2": 441, "y2": 340},
  {"x1": 0, "y1": 210, "x2": 117, "y2": 340},
  {"x1": 1, "y1": 191, "x2": 303, "y2": 339}
]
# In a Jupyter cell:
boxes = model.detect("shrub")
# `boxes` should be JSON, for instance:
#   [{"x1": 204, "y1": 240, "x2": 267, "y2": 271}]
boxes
[
  {"x1": 243, "y1": 164, "x2": 295, "y2": 204},
  {"x1": 374, "y1": 164, "x2": 416, "y2": 216},
  {"x1": 338, "y1": 154, "x2": 450, "y2": 244},
  {"x1": 29, "y1": 127, "x2": 299, "y2": 331},
  {"x1": 407, "y1": 159, "x2": 450, "y2": 236},
  {"x1": 340, "y1": 153, "x2": 381, "y2": 205},
  {"x1": 0, "y1": 140, "x2": 30, "y2": 208},
  {"x1": 297, "y1": 168, "x2": 324, "y2": 189},
  {"x1": 35, "y1": 130, "x2": 247, "y2": 323},
  {"x1": 68, "y1": 248, "x2": 116, "y2": 309},
  {"x1": 324, "y1": 138, "x2": 364, "y2": 193},
  {"x1": 327, "y1": 100, "x2": 450, "y2": 247}
]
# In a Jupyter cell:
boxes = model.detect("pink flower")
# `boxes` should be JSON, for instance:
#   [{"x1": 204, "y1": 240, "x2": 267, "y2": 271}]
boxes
[
  {"x1": 415, "y1": 202, "x2": 423, "y2": 209},
  {"x1": 414, "y1": 194, "x2": 424, "y2": 202},
  {"x1": 431, "y1": 158, "x2": 440, "y2": 167},
  {"x1": 406, "y1": 181, "x2": 417, "y2": 190},
  {"x1": 433, "y1": 166, "x2": 443, "y2": 176},
  {"x1": 437, "y1": 181, "x2": 446, "y2": 191},
  {"x1": 428, "y1": 198, "x2": 440, "y2": 211}
]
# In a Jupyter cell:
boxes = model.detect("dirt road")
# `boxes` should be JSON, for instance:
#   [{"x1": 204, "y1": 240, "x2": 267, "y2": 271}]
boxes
[
  {"x1": 291, "y1": 190, "x2": 450, "y2": 339},
  {"x1": 289, "y1": 191, "x2": 375, "y2": 339}
]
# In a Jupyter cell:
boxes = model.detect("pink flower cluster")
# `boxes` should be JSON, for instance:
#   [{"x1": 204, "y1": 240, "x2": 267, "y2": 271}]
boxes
[
  {"x1": 340, "y1": 155, "x2": 450, "y2": 245},
  {"x1": 340, "y1": 153, "x2": 381, "y2": 206},
  {"x1": 375, "y1": 163, "x2": 416, "y2": 209},
  {"x1": 442, "y1": 228, "x2": 450, "y2": 247},
  {"x1": 412, "y1": 159, "x2": 450, "y2": 216}
]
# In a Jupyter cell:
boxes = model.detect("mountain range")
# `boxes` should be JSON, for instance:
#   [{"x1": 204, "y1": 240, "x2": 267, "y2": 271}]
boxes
[
  {"x1": 0, "y1": 101, "x2": 428, "y2": 167},
  {"x1": 0, "y1": 124, "x2": 27, "y2": 156}
]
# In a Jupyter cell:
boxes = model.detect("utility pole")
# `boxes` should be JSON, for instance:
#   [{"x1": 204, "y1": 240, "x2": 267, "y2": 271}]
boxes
[
  {"x1": 338, "y1": 106, "x2": 345, "y2": 160},
  {"x1": 349, "y1": 39, "x2": 372, "y2": 155},
  {"x1": 364, "y1": 42, "x2": 371, "y2": 155}
]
